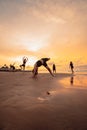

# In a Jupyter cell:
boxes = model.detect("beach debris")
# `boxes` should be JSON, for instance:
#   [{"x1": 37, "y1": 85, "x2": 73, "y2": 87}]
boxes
[
  {"x1": 38, "y1": 97, "x2": 48, "y2": 102},
  {"x1": 47, "y1": 91, "x2": 50, "y2": 95}
]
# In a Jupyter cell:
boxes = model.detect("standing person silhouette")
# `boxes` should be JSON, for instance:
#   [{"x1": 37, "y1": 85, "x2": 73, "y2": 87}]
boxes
[
  {"x1": 10, "y1": 63, "x2": 15, "y2": 71},
  {"x1": 69, "y1": 61, "x2": 74, "y2": 74},
  {"x1": 20, "y1": 57, "x2": 28, "y2": 70},
  {"x1": 52, "y1": 63, "x2": 56, "y2": 73},
  {"x1": 32, "y1": 58, "x2": 54, "y2": 78}
]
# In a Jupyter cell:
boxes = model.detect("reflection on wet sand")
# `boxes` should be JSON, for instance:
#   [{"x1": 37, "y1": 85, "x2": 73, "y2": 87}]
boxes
[
  {"x1": 0, "y1": 72, "x2": 87, "y2": 130},
  {"x1": 70, "y1": 75, "x2": 74, "y2": 85},
  {"x1": 59, "y1": 74, "x2": 87, "y2": 89}
]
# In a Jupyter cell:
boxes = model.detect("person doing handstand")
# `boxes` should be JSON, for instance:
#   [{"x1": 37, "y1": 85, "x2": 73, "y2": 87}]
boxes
[
  {"x1": 32, "y1": 58, "x2": 54, "y2": 78},
  {"x1": 20, "y1": 57, "x2": 28, "y2": 70}
]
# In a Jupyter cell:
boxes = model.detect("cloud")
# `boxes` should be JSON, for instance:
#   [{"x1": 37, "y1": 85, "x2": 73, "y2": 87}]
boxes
[
  {"x1": 0, "y1": 0, "x2": 86, "y2": 28},
  {"x1": 0, "y1": 0, "x2": 87, "y2": 65}
]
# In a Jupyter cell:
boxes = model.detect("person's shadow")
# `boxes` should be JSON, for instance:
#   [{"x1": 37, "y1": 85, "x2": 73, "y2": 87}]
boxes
[{"x1": 70, "y1": 76, "x2": 74, "y2": 85}]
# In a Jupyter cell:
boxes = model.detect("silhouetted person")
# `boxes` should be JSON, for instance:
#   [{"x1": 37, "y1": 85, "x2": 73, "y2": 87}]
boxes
[
  {"x1": 32, "y1": 58, "x2": 54, "y2": 78},
  {"x1": 20, "y1": 57, "x2": 28, "y2": 70},
  {"x1": 52, "y1": 64, "x2": 56, "y2": 73},
  {"x1": 3, "y1": 64, "x2": 8, "y2": 69},
  {"x1": 69, "y1": 61, "x2": 74, "y2": 74},
  {"x1": 1, "y1": 64, "x2": 9, "y2": 70},
  {"x1": 10, "y1": 64, "x2": 15, "y2": 71}
]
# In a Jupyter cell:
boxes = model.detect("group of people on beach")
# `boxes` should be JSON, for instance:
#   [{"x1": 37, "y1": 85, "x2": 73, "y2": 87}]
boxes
[{"x1": 20, "y1": 56, "x2": 74, "y2": 78}]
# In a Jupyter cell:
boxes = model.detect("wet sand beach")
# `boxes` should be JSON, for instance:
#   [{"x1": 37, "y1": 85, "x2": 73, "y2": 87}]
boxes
[{"x1": 0, "y1": 72, "x2": 87, "y2": 130}]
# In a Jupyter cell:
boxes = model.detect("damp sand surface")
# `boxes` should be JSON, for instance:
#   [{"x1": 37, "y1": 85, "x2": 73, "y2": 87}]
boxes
[{"x1": 0, "y1": 72, "x2": 87, "y2": 130}]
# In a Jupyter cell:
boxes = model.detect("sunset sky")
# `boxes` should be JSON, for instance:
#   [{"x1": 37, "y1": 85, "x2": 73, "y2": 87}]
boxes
[{"x1": 0, "y1": 0, "x2": 87, "y2": 70}]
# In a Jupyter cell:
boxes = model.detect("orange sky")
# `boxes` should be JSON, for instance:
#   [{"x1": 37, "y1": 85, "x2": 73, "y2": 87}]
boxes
[{"x1": 0, "y1": 0, "x2": 87, "y2": 70}]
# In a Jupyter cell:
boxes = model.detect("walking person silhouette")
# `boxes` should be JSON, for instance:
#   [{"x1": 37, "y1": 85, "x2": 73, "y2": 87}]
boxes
[
  {"x1": 69, "y1": 61, "x2": 74, "y2": 74},
  {"x1": 52, "y1": 63, "x2": 56, "y2": 73}
]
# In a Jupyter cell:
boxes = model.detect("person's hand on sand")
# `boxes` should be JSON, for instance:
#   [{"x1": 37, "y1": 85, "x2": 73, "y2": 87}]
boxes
[{"x1": 32, "y1": 58, "x2": 54, "y2": 78}]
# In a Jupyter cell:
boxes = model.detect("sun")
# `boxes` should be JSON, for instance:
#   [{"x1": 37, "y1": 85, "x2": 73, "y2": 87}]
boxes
[
  {"x1": 27, "y1": 40, "x2": 47, "y2": 52},
  {"x1": 20, "y1": 37, "x2": 48, "y2": 52},
  {"x1": 27, "y1": 56, "x2": 38, "y2": 66},
  {"x1": 28, "y1": 43, "x2": 42, "y2": 52}
]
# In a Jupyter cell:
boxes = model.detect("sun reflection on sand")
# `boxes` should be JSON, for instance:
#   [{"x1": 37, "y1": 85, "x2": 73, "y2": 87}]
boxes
[{"x1": 59, "y1": 75, "x2": 87, "y2": 89}]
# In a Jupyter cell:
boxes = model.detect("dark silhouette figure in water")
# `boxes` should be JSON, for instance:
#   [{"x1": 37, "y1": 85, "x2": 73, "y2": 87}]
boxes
[
  {"x1": 10, "y1": 64, "x2": 15, "y2": 71},
  {"x1": 20, "y1": 57, "x2": 28, "y2": 70},
  {"x1": 3, "y1": 64, "x2": 8, "y2": 69},
  {"x1": 69, "y1": 61, "x2": 74, "y2": 74},
  {"x1": 32, "y1": 58, "x2": 54, "y2": 78},
  {"x1": 52, "y1": 64, "x2": 56, "y2": 73},
  {"x1": 1, "y1": 64, "x2": 9, "y2": 70}
]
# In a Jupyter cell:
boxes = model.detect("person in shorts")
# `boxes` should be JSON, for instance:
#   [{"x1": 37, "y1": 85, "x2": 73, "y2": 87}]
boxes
[
  {"x1": 32, "y1": 58, "x2": 54, "y2": 78},
  {"x1": 20, "y1": 57, "x2": 28, "y2": 70},
  {"x1": 69, "y1": 61, "x2": 74, "y2": 74}
]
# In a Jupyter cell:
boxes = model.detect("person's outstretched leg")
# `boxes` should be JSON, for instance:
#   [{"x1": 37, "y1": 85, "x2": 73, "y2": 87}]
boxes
[
  {"x1": 45, "y1": 66, "x2": 54, "y2": 77},
  {"x1": 71, "y1": 68, "x2": 74, "y2": 74}
]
